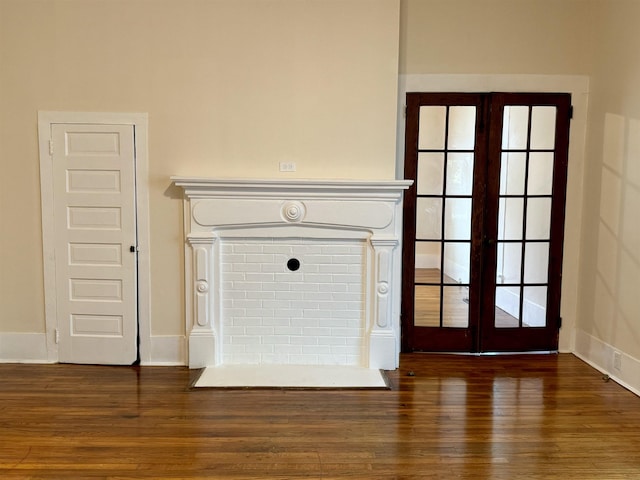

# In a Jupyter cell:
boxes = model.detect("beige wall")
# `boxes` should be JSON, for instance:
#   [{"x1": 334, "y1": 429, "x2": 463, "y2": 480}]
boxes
[
  {"x1": 577, "y1": 0, "x2": 640, "y2": 360},
  {"x1": 400, "y1": 0, "x2": 592, "y2": 75},
  {"x1": 0, "y1": 0, "x2": 400, "y2": 338}
]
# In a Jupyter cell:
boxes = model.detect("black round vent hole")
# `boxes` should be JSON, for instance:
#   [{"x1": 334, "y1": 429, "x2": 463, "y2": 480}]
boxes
[{"x1": 287, "y1": 258, "x2": 301, "y2": 272}]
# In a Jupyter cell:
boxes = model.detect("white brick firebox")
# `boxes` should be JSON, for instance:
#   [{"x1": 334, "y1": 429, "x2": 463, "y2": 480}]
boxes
[{"x1": 172, "y1": 178, "x2": 412, "y2": 370}]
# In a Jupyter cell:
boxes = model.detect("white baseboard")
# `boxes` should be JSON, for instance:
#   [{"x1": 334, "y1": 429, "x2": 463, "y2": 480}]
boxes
[
  {"x1": 146, "y1": 335, "x2": 186, "y2": 366},
  {"x1": 0, "y1": 333, "x2": 186, "y2": 366},
  {"x1": 0, "y1": 333, "x2": 51, "y2": 363},
  {"x1": 573, "y1": 328, "x2": 640, "y2": 397}
]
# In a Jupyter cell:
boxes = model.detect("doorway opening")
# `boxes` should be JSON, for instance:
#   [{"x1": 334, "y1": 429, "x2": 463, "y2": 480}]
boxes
[{"x1": 401, "y1": 93, "x2": 571, "y2": 353}]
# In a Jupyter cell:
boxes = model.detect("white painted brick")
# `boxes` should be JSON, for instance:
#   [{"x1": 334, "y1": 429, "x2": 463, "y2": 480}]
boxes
[
  {"x1": 223, "y1": 344, "x2": 247, "y2": 353},
  {"x1": 348, "y1": 284, "x2": 364, "y2": 293},
  {"x1": 291, "y1": 300, "x2": 319, "y2": 309},
  {"x1": 222, "y1": 272, "x2": 246, "y2": 282},
  {"x1": 298, "y1": 245, "x2": 322, "y2": 254},
  {"x1": 261, "y1": 317, "x2": 292, "y2": 326},
  {"x1": 232, "y1": 244, "x2": 265, "y2": 253},
  {"x1": 302, "y1": 345, "x2": 332, "y2": 354},
  {"x1": 224, "y1": 326, "x2": 246, "y2": 335},
  {"x1": 331, "y1": 292, "x2": 363, "y2": 302},
  {"x1": 245, "y1": 253, "x2": 275, "y2": 263},
  {"x1": 331, "y1": 274, "x2": 362, "y2": 283},
  {"x1": 223, "y1": 253, "x2": 246, "y2": 263},
  {"x1": 292, "y1": 283, "x2": 319, "y2": 292},
  {"x1": 246, "y1": 291, "x2": 276, "y2": 300},
  {"x1": 331, "y1": 327, "x2": 363, "y2": 337},
  {"x1": 250, "y1": 344, "x2": 275, "y2": 354},
  {"x1": 232, "y1": 335, "x2": 262, "y2": 345},
  {"x1": 233, "y1": 281, "x2": 263, "y2": 291},
  {"x1": 303, "y1": 274, "x2": 333, "y2": 283},
  {"x1": 245, "y1": 326, "x2": 275, "y2": 336},
  {"x1": 220, "y1": 243, "x2": 234, "y2": 254},
  {"x1": 300, "y1": 263, "x2": 319, "y2": 273},
  {"x1": 262, "y1": 299, "x2": 291, "y2": 309},
  {"x1": 245, "y1": 308, "x2": 274, "y2": 317},
  {"x1": 348, "y1": 264, "x2": 364, "y2": 274},
  {"x1": 273, "y1": 326, "x2": 303, "y2": 335},
  {"x1": 302, "y1": 327, "x2": 332, "y2": 336},
  {"x1": 331, "y1": 255, "x2": 363, "y2": 265},
  {"x1": 224, "y1": 290, "x2": 247, "y2": 299},
  {"x1": 290, "y1": 336, "x2": 317, "y2": 345},
  {"x1": 244, "y1": 272, "x2": 275, "y2": 282},
  {"x1": 319, "y1": 264, "x2": 350, "y2": 274},
  {"x1": 274, "y1": 308, "x2": 303, "y2": 318},
  {"x1": 223, "y1": 308, "x2": 246, "y2": 317},
  {"x1": 291, "y1": 318, "x2": 318, "y2": 327},
  {"x1": 345, "y1": 337, "x2": 363, "y2": 346},
  {"x1": 269, "y1": 282, "x2": 292, "y2": 291},
  {"x1": 345, "y1": 355, "x2": 361, "y2": 365},
  {"x1": 303, "y1": 255, "x2": 333, "y2": 264},
  {"x1": 303, "y1": 309, "x2": 332, "y2": 319},
  {"x1": 262, "y1": 245, "x2": 293, "y2": 254},
  {"x1": 318, "y1": 354, "x2": 350, "y2": 365},
  {"x1": 272, "y1": 345, "x2": 303, "y2": 354},
  {"x1": 320, "y1": 245, "x2": 353, "y2": 254},
  {"x1": 231, "y1": 299, "x2": 262, "y2": 309},
  {"x1": 262, "y1": 335, "x2": 289, "y2": 345},
  {"x1": 230, "y1": 317, "x2": 262, "y2": 327},
  {"x1": 330, "y1": 310, "x2": 362, "y2": 319},
  {"x1": 274, "y1": 291, "x2": 304, "y2": 300},
  {"x1": 261, "y1": 264, "x2": 286, "y2": 273},
  {"x1": 319, "y1": 283, "x2": 347, "y2": 293},
  {"x1": 274, "y1": 273, "x2": 304, "y2": 282},
  {"x1": 221, "y1": 263, "x2": 234, "y2": 272},
  {"x1": 331, "y1": 345, "x2": 363, "y2": 355},
  {"x1": 231, "y1": 263, "x2": 262, "y2": 273},
  {"x1": 317, "y1": 336, "x2": 347, "y2": 345}
]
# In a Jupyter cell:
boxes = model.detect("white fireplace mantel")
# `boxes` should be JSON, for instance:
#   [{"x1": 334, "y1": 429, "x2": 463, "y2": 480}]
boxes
[{"x1": 172, "y1": 177, "x2": 412, "y2": 370}]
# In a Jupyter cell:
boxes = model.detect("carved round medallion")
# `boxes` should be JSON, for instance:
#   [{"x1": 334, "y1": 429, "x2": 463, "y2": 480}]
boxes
[
  {"x1": 196, "y1": 281, "x2": 209, "y2": 293},
  {"x1": 281, "y1": 201, "x2": 306, "y2": 223},
  {"x1": 377, "y1": 282, "x2": 389, "y2": 295}
]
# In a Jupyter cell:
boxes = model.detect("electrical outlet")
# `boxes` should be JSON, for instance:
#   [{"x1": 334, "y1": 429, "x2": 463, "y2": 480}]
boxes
[
  {"x1": 613, "y1": 351, "x2": 622, "y2": 371},
  {"x1": 279, "y1": 162, "x2": 296, "y2": 172}
]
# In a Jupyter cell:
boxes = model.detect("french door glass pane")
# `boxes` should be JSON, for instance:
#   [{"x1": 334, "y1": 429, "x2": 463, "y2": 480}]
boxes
[
  {"x1": 443, "y1": 242, "x2": 471, "y2": 284},
  {"x1": 524, "y1": 243, "x2": 549, "y2": 283},
  {"x1": 526, "y1": 198, "x2": 552, "y2": 240},
  {"x1": 500, "y1": 152, "x2": 526, "y2": 195},
  {"x1": 443, "y1": 286, "x2": 469, "y2": 328},
  {"x1": 523, "y1": 286, "x2": 547, "y2": 327},
  {"x1": 448, "y1": 106, "x2": 476, "y2": 150},
  {"x1": 416, "y1": 198, "x2": 442, "y2": 239},
  {"x1": 415, "y1": 242, "x2": 441, "y2": 279},
  {"x1": 414, "y1": 285, "x2": 441, "y2": 327},
  {"x1": 496, "y1": 242, "x2": 522, "y2": 284},
  {"x1": 445, "y1": 198, "x2": 472, "y2": 240},
  {"x1": 530, "y1": 107, "x2": 557, "y2": 149},
  {"x1": 502, "y1": 106, "x2": 529, "y2": 149},
  {"x1": 528, "y1": 153, "x2": 554, "y2": 195},
  {"x1": 446, "y1": 153, "x2": 474, "y2": 195},
  {"x1": 498, "y1": 198, "x2": 524, "y2": 240},
  {"x1": 419, "y1": 106, "x2": 446, "y2": 150},
  {"x1": 417, "y1": 153, "x2": 444, "y2": 195},
  {"x1": 495, "y1": 286, "x2": 520, "y2": 328}
]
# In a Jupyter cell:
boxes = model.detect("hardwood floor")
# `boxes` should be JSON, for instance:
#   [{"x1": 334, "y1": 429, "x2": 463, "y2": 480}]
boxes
[{"x1": 1, "y1": 354, "x2": 639, "y2": 479}]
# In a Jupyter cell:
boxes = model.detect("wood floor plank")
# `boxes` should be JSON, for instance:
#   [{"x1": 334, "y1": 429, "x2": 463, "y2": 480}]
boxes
[{"x1": 0, "y1": 354, "x2": 639, "y2": 479}]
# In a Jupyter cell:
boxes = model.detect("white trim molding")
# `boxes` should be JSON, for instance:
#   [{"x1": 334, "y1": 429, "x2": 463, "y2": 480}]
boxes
[
  {"x1": 0, "y1": 333, "x2": 50, "y2": 363},
  {"x1": 574, "y1": 328, "x2": 640, "y2": 398},
  {"x1": 37, "y1": 111, "x2": 151, "y2": 365}
]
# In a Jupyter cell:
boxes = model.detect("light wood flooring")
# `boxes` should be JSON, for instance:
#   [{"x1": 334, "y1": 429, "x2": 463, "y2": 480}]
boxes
[
  {"x1": 415, "y1": 268, "x2": 520, "y2": 328},
  {"x1": 1, "y1": 354, "x2": 639, "y2": 479}
]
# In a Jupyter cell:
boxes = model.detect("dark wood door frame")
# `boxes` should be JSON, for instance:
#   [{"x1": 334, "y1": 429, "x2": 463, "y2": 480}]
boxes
[{"x1": 401, "y1": 92, "x2": 571, "y2": 354}]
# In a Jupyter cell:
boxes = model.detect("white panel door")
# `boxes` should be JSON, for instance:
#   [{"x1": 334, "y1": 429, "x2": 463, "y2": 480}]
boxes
[{"x1": 52, "y1": 123, "x2": 138, "y2": 364}]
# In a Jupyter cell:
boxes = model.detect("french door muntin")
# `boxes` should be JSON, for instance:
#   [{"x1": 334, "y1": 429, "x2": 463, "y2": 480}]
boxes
[{"x1": 402, "y1": 92, "x2": 571, "y2": 353}]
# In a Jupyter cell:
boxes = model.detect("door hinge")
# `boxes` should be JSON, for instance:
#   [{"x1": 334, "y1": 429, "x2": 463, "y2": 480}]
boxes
[
  {"x1": 49, "y1": 140, "x2": 54, "y2": 156},
  {"x1": 54, "y1": 328, "x2": 59, "y2": 344},
  {"x1": 557, "y1": 316, "x2": 563, "y2": 328},
  {"x1": 569, "y1": 106, "x2": 574, "y2": 120}
]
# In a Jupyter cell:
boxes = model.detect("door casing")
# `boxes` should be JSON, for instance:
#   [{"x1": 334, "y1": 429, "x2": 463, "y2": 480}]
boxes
[{"x1": 38, "y1": 111, "x2": 151, "y2": 364}]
